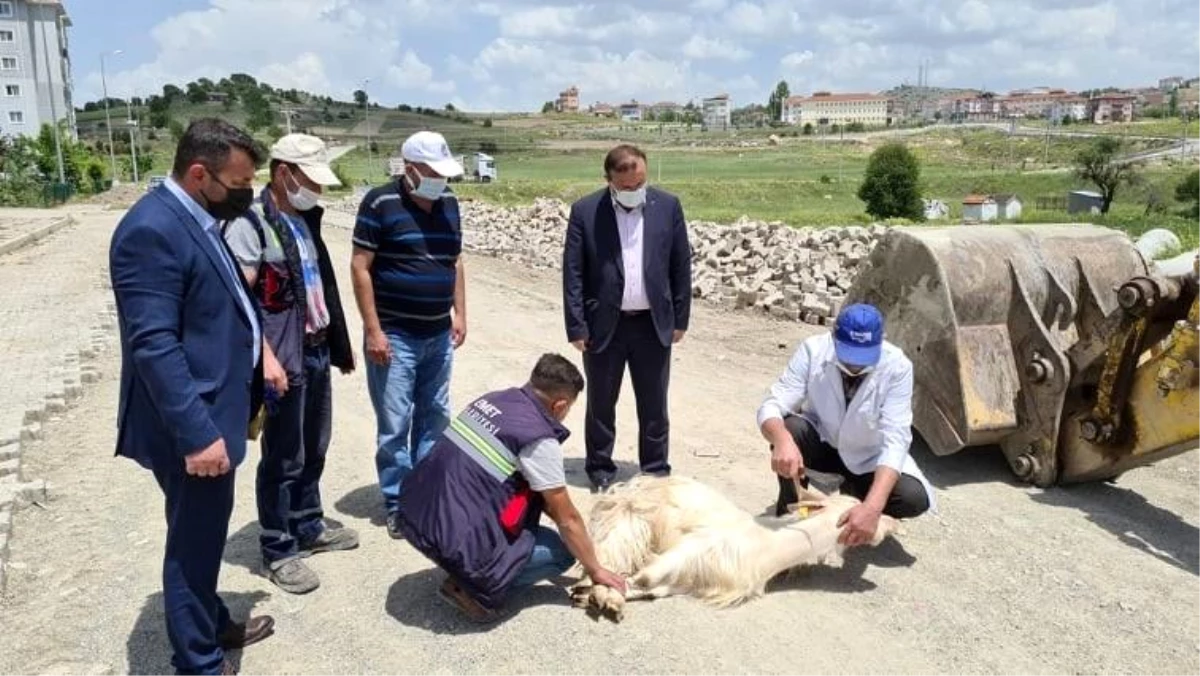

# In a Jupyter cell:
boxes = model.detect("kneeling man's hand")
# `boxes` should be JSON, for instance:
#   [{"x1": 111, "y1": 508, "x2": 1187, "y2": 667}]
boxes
[
  {"x1": 837, "y1": 503, "x2": 882, "y2": 548},
  {"x1": 588, "y1": 567, "x2": 628, "y2": 595}
]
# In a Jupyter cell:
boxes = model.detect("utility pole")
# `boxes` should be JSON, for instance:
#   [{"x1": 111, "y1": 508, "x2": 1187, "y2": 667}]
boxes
[
  {"x1": 360, "y1": 78, "x2": 373, "y2": 170},
  {"x1": 38, "y1": 17, "x2": 64, "y2": 183},
  {"x1": 100, "y1": 50, "x2": 122, "y2": 183},
  {"x1": 280, "y1": 108, "x2": 297, "y2": 135},
  {"x1": 1043, "y1": 109, "x2": 1052, "y2": 165},
  {"x1": 126, "y1": 96, "x2": 139, "y2": 183},
  {"x1": 1183, "y1": 111, "x2": 1189, "y2": 160}
]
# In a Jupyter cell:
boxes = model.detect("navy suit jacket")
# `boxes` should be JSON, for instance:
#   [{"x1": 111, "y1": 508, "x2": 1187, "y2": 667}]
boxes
[
  {"x1": 563, "y1": 186, "x2": 693, "y2": 353},
  {"x1": 109, "y1": 185, "x2": 262, "y2": 473}
]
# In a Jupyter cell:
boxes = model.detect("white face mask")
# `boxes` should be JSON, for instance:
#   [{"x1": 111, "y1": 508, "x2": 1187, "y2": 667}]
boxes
[
  {"x1": 282, "y1": 168, "x2": 321, "y2": 211},
  {"x1": 407, "y1": 170, "x2": 447, "y2": 200},
  {"x1": 612, "y1": 185, "x2": 646, "y2": 209},
  {"x1": 836, "y1": 362, "x2": 873, "y2": 377}
]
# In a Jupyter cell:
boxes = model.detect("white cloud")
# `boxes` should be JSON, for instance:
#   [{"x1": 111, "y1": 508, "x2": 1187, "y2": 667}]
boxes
[
  {"x1": 387, "y1": 50, "x2": 455, "y2": 93},
  {"x1": 682, "y1": 35, "x2": 751, "y2": 61},
  {"x1": 781, "y1": 50, "x2": 814, "y2": 70}
]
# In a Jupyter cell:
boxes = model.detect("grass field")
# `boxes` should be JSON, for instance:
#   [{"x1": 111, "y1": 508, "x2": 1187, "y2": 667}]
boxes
[{"x1": 330, "y1": 127, "x2": 1198, "y2": 249}]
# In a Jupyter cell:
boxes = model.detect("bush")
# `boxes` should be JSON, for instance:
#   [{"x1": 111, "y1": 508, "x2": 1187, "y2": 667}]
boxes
[
  {"x1": 857, "y1": 142, "x2": 924, "y2": 221},
  {"x1": 819, "y1": 174, "x2": 832, "y2": 184},
  {"x1": 1175, "y1": 168, "x2": 1199, "y2": 218}
]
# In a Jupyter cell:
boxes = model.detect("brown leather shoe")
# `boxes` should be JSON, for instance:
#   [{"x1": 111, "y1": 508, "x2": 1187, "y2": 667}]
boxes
[
  {"x1": 218, "y1": 615, "x2": 275, "y2": 650},
  {"x1": 437, "y1": 578, "x2": 500, "y2": 624}
]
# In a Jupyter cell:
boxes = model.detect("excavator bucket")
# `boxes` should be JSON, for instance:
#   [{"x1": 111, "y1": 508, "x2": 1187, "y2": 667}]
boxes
[{"x1": 844, "y1": 224, "x2": 1198, "y2": 487}]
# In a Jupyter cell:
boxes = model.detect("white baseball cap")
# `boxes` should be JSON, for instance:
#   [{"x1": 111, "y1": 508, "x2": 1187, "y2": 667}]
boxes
[
  {"x1": 401, "y1": 131, "x2": 464, "y2": 178},
  {"x1": 270, "y1": 133, "x2": 341, "y2": 186}
]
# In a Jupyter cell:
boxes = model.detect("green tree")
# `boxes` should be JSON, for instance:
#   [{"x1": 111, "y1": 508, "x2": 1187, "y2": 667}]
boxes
[
  {"x1": 353, "y1": 89, "x2": 368, "y2": 106},
  {"x1": 242, "y1": 88, "x2": 273, "y2": 132},
  {"x1": 541, "y1": 101, "x2": 555, "y2": 114},
  {"x1": 186, "y1": 82, "x2": 208, "y2": 104},
  {"x1": 1175, "y1": 168, "x2": 1199, "y2": 218},
  {"x1": 857, "y1": 142, "x2": 924, "y2": 221},
  {"x1": 766, "y1": 80, "x2": 790, "y2": 122},
  {"x1": 1073, "y1": 137, "x2": 1139, "y2": 214}
]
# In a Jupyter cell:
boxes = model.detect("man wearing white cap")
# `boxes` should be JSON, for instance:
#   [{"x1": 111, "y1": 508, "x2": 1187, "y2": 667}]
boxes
[
  {"x1": 224, "y1": 133, "x2": 359, "y2": 593},
  {"x1": 350, "y1": 130, "x2": 468, "y2": 539}
]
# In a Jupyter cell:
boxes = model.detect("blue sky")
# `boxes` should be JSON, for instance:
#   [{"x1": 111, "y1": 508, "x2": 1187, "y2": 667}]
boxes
[{"x1": 66, "y1": 0, "x2": 1200, "y2": 113}]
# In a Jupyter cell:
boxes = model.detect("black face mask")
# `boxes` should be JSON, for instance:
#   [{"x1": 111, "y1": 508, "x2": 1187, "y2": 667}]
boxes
[{"x1": 202, "y1": 172, "x2": 254, "y2": 220}]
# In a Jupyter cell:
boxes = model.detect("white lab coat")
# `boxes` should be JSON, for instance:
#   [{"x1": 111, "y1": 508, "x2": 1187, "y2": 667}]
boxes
[{"x1": 757, "y1": 333, "x2": 936, "y2": 512}]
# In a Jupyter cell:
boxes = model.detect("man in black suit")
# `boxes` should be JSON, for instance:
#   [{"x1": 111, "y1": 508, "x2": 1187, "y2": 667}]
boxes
[{"x1": 562, "y1": 144, "x2": 693, "y2": 491}]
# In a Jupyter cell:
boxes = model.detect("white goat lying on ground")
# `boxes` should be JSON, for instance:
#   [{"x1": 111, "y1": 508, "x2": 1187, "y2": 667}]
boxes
[{"x1": 569, "y1": 474, "x2": 899, "y2": 621}]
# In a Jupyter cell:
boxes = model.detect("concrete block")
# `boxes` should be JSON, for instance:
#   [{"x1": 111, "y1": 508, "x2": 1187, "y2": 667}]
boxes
[
  {"x1": 20, "y1": 422, "x2": 42, "y2": 443},
  {"x1": 0, "y1": 479, "x2": 47, "y2": 507}
]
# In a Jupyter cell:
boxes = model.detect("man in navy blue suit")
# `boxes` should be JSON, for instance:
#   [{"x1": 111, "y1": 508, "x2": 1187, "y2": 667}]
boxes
[
  {"x1": 562, "y1": 144, "x2": 693, "y2": 492},
  {"x1": 110, "y1": 118, "x2": 274, "y2": 675}
]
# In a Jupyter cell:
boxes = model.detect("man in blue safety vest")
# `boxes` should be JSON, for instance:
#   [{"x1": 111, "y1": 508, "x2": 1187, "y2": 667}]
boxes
[{"x1": 395, "y1": 353, "x2": 627, "y2": 622}]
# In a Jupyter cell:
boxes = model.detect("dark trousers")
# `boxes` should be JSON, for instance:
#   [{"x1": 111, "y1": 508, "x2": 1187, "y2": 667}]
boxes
[
  {"x1": 152, "y1": 466, "x2": 235, "y2": 676},
  {"x1": 776, "y1": 415, "x2": 929, "y2": 519},
  {"x1": 257, "y1": 342, "x2": 332, "y2": 563},
  {"x1": 583, "y1": 312, "x2": 672, "y2": 480}
]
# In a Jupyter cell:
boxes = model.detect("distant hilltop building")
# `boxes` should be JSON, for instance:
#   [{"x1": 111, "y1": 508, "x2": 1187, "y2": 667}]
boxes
[{"x1": 555, "y1": 86, "x2": 579, "y2": 113}]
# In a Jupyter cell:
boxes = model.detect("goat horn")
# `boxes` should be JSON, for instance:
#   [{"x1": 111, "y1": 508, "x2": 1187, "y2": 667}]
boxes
[{"x1": 792, "y1": 476, "x2": 828, "y2": 503}]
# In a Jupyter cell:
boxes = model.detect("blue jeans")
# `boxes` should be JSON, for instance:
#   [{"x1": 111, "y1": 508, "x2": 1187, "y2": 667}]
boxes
[
  {"x1": 366, "y1": 329, "x2": 453, "y2": 515},
  {"x1": 512, "y1": 526, "x2": 576, "y2": 589},
  {"x1": 256, "y1": 342, "x2": 332, "y2": 563}
]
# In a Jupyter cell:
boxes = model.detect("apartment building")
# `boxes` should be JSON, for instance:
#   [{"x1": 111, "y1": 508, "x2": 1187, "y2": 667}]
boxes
[
  {"x1": 554, "y1": 85, "x2": 579, "y2": 113},
  {"x1": 781, "y1": 92, "x2": 889, "y2": 127},
  {"x1": 0, "y1": 0, "x2": 74, "y2": 139},
  {"x1": 702, "y1": 93, "x2": 731, "y2": 129}
]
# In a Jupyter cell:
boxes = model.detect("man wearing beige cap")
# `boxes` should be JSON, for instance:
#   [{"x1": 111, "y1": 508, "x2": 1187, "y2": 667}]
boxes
[
  {"x1": 350, "y1": 130, "x2": 468, "y2": 538},
  {"x1": 224, "y1": 133, "x2": 358, "y2": 594}
]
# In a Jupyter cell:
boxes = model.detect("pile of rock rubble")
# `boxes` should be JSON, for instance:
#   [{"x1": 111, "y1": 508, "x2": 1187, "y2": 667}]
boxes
[{"x1": 457, "y1": 198, "x2": 886, "y2": 326}]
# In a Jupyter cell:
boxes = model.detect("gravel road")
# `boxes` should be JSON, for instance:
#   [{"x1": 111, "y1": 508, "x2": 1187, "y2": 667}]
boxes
[{"x1": 0, "y1": 206, "x2": 1195, "y2": 675}]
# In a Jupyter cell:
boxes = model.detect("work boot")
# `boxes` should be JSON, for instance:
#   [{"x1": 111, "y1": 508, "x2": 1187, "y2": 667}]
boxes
[
  {"x1": 300, "y1": 525, "x2": 360, "y2": 555},
  {"x1": 267, "y1": 556, "x2": 320, "y2": 594}
]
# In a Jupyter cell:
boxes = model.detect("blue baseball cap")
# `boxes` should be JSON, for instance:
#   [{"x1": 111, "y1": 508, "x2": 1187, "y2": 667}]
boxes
[{"x1": 834, "y1": 303, "x2": 884, "y2": 367}]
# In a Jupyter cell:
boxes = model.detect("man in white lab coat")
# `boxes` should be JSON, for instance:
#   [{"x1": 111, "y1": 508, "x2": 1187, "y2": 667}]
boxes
[{"x1": 757, "y1": 303, "x2": 934, "y2": 547}]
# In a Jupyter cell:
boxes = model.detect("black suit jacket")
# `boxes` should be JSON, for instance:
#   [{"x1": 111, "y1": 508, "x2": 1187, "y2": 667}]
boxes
[{"x1": 562, "y1": 186, "x2": 693, "y2": 353}]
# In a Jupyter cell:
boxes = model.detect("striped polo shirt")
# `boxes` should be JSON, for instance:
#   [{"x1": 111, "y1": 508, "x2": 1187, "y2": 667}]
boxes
[{"x1": 352, "y1": 180, "x2": 462, "y2": 336}]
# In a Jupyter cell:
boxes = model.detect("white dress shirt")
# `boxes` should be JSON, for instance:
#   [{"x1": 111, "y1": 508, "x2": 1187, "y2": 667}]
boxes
[{"x1": 614, "y1": 201, "x2": 650, "y2": 311}]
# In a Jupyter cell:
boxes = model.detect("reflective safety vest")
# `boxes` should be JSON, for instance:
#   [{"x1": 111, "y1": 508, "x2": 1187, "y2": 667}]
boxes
[{"x1": 396, "y1": 385, "x2": 570, "y2": 610}]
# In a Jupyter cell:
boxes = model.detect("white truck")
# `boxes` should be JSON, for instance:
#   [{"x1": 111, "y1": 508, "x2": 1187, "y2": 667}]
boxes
[{"x1": 387, "y1": 152, "x2": 497, "y2": 183}]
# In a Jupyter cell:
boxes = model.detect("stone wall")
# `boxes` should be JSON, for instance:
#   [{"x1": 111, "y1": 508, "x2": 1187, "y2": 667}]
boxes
[{"x1": 455, "y1": 198, "x2": 886, "y2": 326}]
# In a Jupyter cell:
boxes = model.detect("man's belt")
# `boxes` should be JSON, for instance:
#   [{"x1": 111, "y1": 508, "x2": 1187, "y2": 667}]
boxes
[{"x1": 304, "y1": 328, "x2": 328, "y2": 347}]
